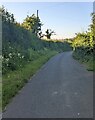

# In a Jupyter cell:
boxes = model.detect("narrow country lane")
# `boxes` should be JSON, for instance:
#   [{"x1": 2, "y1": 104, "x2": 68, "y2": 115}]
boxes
[{"x1": 3, "y1": 51, "x2": 93, "y2": 118}]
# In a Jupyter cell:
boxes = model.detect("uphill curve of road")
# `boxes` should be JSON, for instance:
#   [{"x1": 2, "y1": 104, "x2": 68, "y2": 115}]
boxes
[{"x1": 3, "y1": 51, "x2": 93, "y2": 118}]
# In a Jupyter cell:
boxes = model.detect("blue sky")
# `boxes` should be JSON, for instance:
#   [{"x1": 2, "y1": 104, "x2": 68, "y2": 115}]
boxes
[{"x1": 1, "y1": 2, "x2": 93, "y2": 39}]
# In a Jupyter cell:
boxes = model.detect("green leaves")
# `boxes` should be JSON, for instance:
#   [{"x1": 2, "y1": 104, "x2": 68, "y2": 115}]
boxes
[
  {"x1": 71, "y1": 12, "x2": 95, "y2": 52},
  {"x1": 72, "y1": 12, "x2": 95, "y2": 71},
  {"x1": 45, "y1": 29, "x2": 55, "y2": 39},
  {"x1": 21, "y1": 14, "x2": 42, "y2": 37},
  {"x1": 1, "y1": 6, "x2": 15, "y2": 23}
]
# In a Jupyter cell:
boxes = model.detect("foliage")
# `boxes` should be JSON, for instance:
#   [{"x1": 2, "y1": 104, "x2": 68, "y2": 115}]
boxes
[
  {"x1": 90, "y1": 13, "x2": 95, "y2": 36},
  {"x1": 0, "y1": 6, "x2": 15, "y2": 23},
  {"x1": 45, "y1": 29, "x2": 55, "y2": 39},
  {"x1": 71, "y1": 12, "x2": 95, "y2": 71},
  {"x1": 21, "y1": 14, "x2": 42, "y2": 37}
]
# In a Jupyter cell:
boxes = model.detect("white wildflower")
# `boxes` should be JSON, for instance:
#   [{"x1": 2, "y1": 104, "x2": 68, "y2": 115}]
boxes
[
  {"x1": 9, "y1": 53, "x2": 12, "y2": 58},
  {"x1": 6, "y1": 58, "x2": 9, "y2": 61},
  {"x1": 22, "y1": 56, "x2": 24, "y2": 58},
  {"x1": 9, "y1": 53, "x2": 12, "y2": 56},
  {"x1": 18, "y1": 53, "x2": 20, "y2": 56}
]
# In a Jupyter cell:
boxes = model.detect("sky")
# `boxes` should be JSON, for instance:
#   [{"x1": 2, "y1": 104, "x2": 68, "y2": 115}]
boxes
[{"x1": 1, "y1": 2, "x2": 93, "y2": 39}]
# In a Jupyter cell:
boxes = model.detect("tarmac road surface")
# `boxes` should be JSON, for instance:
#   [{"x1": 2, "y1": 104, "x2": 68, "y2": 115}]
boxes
[{"x1": 3, "y1": 51, "x2": 93, "y2": 118}]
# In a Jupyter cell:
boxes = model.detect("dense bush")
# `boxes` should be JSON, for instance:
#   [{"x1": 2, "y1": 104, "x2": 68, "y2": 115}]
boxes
[{"x1": 71, "y1": 12, "x2": 95, "y2": 70}]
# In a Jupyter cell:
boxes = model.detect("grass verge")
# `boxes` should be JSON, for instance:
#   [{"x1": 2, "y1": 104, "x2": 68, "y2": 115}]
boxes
[
  {"x1": 72, "y1": 51, "x2": 95, "y2": 71},
  {"x1": 2, "y1": 51, "x2": 58, "y2": 110}
]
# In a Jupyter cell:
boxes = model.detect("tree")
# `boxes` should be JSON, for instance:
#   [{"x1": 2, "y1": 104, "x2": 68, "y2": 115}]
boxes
[
  {"x1": 90, "y1": 13, "x2": 95, "y2": 35},
  {"x1": 1, "y1": 6, "x2": 6, "y2": 22},
  {"x1": 38, "y1": 31, "x2": 44, "y2": 38},
  {"x1": 11, "y1": 14, "x2": 15, "y2": 23},
  {"x1": 21, "y1": 14, "x2": 42, "y2": 36},
  {"x1": 45, "y1": 29, "x2": 55, "y2": 39},
  {"x1": 1, "y1": 6, "x2": 15, "y2": 23}
]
